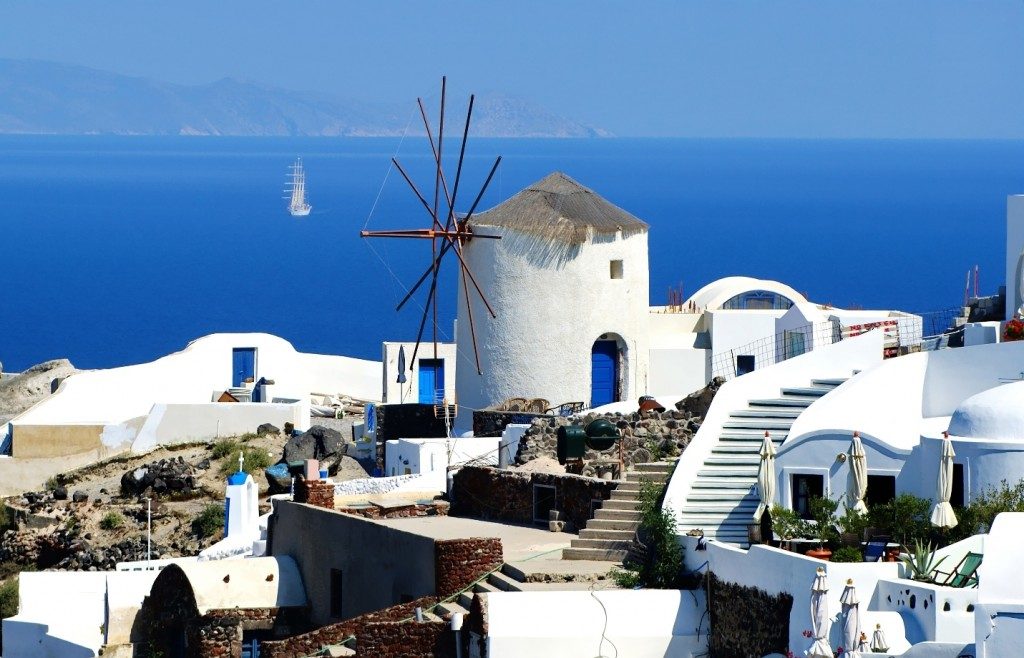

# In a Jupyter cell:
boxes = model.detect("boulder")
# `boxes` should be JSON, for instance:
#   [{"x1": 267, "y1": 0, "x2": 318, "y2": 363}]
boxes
[
  {"x1": 72, "y1": 491, "x2": 88, "y2": 503},
  {"x1": 282, "y1": 425, "x2": 343, "y2": 462},
  {"x1": 52, "y1": 486, "x2": 68, "y2": 501},
  {"x1": 120, "y1": 458, "x2": 199, "y2": 497},
  {"x1": 256, "y1": 423, "x2": 280, "y2": 437},
  {"x1": 264, "y1": 462, "x2": 292, "y2": 494},
  {"x1": 675, "y1": 376, "x2": 725, "y2": 419}
]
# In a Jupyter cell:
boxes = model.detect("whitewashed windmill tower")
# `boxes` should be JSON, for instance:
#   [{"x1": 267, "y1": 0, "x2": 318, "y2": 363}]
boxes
[{"x1": 454, "y1": 172, "x2": 651, "y2": 431}]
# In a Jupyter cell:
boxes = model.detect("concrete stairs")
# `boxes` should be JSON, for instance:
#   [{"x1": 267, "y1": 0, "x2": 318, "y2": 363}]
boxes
[
  {"x1": 678, "y1": 378, "x2": 846, "y2": 547},
  {"x1": 562, "y1": 461, "x2": 675, "y2": 562}
]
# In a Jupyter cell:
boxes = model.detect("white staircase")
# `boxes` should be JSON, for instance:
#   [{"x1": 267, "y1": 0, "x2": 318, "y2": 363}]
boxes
[{"x1": 678, "y1": 378, "x2": 846, "y2": 546}]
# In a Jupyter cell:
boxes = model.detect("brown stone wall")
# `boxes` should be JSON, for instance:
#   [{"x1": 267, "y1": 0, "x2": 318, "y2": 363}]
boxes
[
  {"x1": 188, "y1": 615, "x2": 243, "y2": 658},
  {"x1": 434, "y1": 538, "x2": 503, "y2": 598},
  {"x1": 336, "y1": 500, "x2": 449, "y2": 519},
  {"x1": 295, "y1": 479, "x2": 334, "y2": 509},
  {"x1": 450, "y1": 465, "x2": 617, "y2": 530},
  {"x1": 357, "y1": 619, "x2": 452, "y2": 657},
  {"x1": 261, "y1": 596, "x2": 439, "y2": 658}
]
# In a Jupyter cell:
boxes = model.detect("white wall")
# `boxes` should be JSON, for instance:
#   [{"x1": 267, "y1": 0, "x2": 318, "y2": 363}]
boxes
[
  {"x1": 485, "y1": 589, "x2": 706, "y2": 658},
  {"x1": 975, "y1": 513, "x2": 1024, "y2": 658},
  {"x1": 129, "y1": 401, "x2": 307, "y2": 452},
  {"x1": 2, "y1": 571, "x2": 107, "y2": 658},
  {"x1": 455, "y1": 227, "x2": 650, "y2": 431},
  {"x1": 105, "y1": 571, "x2": 161, "y2": 646},
  {"x1": 384, "y1": 437, "x2": 499, "y2": 478},
  {"x1": 381, "y1": 341, "x2": 457, "y2": 404},
  {"x1": 1004, "y1": 195, "x2": 1024, "y2": 320},
  {"x1": 664, "y1": 330, "x2": 885, "y2": 525},
  {"x1": 964, "y1": 322, "x2": 1001, "y2": 347},
  {"x1": 649, "y1": 348, "x2": 709, "y2": 398},
  {"x1": 708, "y1": 309, "x2": 787, "y2": 372}
]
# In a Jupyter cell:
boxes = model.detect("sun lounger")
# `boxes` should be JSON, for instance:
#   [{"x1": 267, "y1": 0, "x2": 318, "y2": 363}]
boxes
[{"x1": 932, "y1": 552, "x2": 982, "y2": 588}]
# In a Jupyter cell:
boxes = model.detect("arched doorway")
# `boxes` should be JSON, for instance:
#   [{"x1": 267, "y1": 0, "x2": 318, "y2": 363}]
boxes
[{"x1": 591, "y1": 335, "x2": 624, "y2": 408}]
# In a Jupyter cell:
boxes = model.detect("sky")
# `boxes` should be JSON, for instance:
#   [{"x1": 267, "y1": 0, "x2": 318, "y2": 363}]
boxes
[{"x1": 1, "y1": 1, "x2": 1023, "y2": 138}]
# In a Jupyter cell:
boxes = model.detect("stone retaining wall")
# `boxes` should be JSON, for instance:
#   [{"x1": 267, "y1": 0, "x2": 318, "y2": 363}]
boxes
[
  {"x1": 337, "y1": 500, "x2": 448, "y2": 520},
  {"x1": 708, "y1": 573, "x2": 793, "y2": 658},
  {"x1": 434, "y1": 537, "x2": 503, "y2": 597},
  {"x1": 450, "y1": 466, "x2": 616, "y2": 530},
  {"x1": 333, "y1": 473, "x2": 421, "y2": 496},
  {"x1": 515, "y1": 409, "x2": 699, "y2": 471}
]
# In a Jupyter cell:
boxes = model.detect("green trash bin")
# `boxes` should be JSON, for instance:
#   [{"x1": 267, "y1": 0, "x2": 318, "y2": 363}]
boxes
[{"x1": 557, "y1": 425, "x2": 586, "y2": 464}]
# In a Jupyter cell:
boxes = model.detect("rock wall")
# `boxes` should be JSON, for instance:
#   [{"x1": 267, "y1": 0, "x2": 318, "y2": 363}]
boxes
[
  {"x1": 708, "y1": 573, "x2": 793, "y2": 658},
  {"x1": 515, "y1": 409, "x2": 699, "y2": 470},
  {"x1": 295, "y1": 480, "x2": 334, "y2": 509},
  {"x1": 337, "y1": 500, "x2": 448, "y2": 520},
  {"x1": 357, "y1": 619, "x2": 452, "y2": 657},
  {"x1": 261, "y1": 595, "x2": 439, "y2": 658},
  {"x1": 450, "y1": 466, "x2": 616, "y2": 530},
  {"x1": 434, "y1": 538, "x2": 503, "y2": 597}
]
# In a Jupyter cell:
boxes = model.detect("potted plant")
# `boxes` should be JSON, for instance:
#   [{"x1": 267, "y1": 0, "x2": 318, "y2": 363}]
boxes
[
  {"x1": 1004, "y1": 318, "x2": 1024, "y2": 342},
  {"x1": 837, "y1": 504, "x2": 870, "y2": 547},
  {"x1": 900, "y1": 539, "x2": 946, "y2": 581},
  {"x1": 801, "y1": 496, "x2": 840, "y2": 560},
  {"x1": 770, "y1": 504, "x2": 803, "y2": 545}
]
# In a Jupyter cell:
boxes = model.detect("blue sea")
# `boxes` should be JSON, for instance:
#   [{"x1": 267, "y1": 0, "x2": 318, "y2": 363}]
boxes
[{"x1": 1, "y1": 136, "x2": 1023, "y2": 372}]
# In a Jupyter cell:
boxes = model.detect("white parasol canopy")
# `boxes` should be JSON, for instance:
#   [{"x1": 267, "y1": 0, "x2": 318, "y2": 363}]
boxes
[
  {"x1": 847, "y1": 431, "x2": 868, "y2": 515},
  {"x1": 870, "y1": 623, "x2": 889, "y2": 653},
  {"x1": 808, "y1": 567, "x2": 834, "y2": 658},
  {"x1": 930, "y1": 433, "x2": 958, "y2": 528},
  {"x1": 754, "y1": 431, "x2": 776, "y2": 521},
  {"x1": 840, "y1": 578, "x2": 861, "y2": 657}
]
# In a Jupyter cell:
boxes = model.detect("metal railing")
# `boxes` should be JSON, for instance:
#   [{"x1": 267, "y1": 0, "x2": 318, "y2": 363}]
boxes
[{"x1": 710, "y1": 316, "x2": 925, "y2": 382}]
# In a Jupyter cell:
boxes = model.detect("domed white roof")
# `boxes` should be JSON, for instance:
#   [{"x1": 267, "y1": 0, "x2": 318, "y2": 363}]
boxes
[
  {"x1": 685, "y1": 276, "x2": 807, "y2": 311},
  {"x1": 948, "y1": 382, "x2": 1024, "y2": 441}
]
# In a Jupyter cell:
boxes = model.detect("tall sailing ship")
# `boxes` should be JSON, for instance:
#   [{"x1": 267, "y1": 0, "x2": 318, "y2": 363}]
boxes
[{"x1": 285, "y1": 158, "x2": 312, "y2": 217}]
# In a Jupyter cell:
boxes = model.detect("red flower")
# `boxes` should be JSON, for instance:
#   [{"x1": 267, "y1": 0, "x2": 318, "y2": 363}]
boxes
[{"x1": 1004, "y1": 319, "x2": 1024, "y2": 341}]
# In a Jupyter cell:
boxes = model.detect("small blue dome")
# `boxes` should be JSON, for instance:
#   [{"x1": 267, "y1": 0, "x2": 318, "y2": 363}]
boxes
[{"x1": 227, "y1": 472, "x2": 248, "y2": 485}]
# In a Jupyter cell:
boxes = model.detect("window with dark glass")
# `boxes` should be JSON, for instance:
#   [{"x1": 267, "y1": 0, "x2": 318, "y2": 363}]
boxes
[
  {"x1": 865, "y1": 475, "x2": 896, "y2": 507},
  {"x1": 951, "y1": 463, "x2": 965, "y2": 508},
  {"x1": 721, "y1": 290, "x2": 795, "y2": 310},
  {"x1": 792, "y1": 473, "x2": 824, "y2": 519}
]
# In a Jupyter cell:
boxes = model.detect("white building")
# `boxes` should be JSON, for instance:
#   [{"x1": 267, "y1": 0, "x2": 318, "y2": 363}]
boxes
[
  {"x1": 455, "y1": 172, "x2": 651, "y2": 431},
  {"x1": 381, "y1": 340, "x2": 457, "y2": 405},
  {"x1": 0, "y1": 333, "x2": 380, "y2": 496}
]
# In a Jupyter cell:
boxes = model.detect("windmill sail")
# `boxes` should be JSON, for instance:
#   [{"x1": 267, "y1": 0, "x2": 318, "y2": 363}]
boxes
[{"x1": 286, "y1": 158, "x2": 311, "y2": 217}]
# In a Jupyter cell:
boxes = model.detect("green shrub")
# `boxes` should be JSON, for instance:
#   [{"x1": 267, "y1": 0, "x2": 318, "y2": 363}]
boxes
[
  {"x1": 770, "y1": 504, "x2": 803, "y2": 540},
  {"x1": 99, "y1": 511, "x2": 125, "y2": 531},
  {"x1": 0, "y1": 501, "x2": 15, "y2": 533},
  {"x1": 218, "y1": 446, "x2": 273, "y2": 477},
  {"x1": 956, "y1": 479, "x2": 1024, "y2": 538},
  {"x1": 830, "y1": 546, "x2": 863, "y2": 563},
  {"x1": 798, "y1": 496, "x2": 840, "y2": 547},
  {"x1": 615, "y1": 478, "x2": 685, "y2": 589},
  {"x1": 211, "y1": 439, "x2": 240, "y2": 459},
  {"x1": 191, "y1": 504, "x2": 224, "y2": 539},
  {"x1": 0, "y1": 578, "x2": 18, "y2": 621},
  {"x1": 868, "y1": 494, "x2": 932, "y2": 547},
  {"x1": 836, "y1": 504, "x2": 870, "y2": 541}
]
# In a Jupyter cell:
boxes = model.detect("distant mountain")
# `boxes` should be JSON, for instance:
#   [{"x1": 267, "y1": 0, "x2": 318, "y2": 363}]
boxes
[{"x1": 0, "y1": 59, "x2": 611, "y2": 138}]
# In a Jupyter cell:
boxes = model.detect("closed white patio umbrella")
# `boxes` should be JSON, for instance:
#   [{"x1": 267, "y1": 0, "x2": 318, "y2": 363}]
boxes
[
  {"x1": 847, "y1": 431, "x2": 868, "y2": 515},
  {"x1": 753, "y1": 431, "x2": 776, "y2": 521},
  {"x1": 809, "y1": 567, "x2": 834, "y2": 658},
  {"x1": 870, "y1": 623, "x2": 889, "y2": 653},
  {"x1": 840, "y1": 578, "x2": 861, "y2": 657},
  {"x1": 930, "y1": 432, "x2": 958, "y2": 528}
]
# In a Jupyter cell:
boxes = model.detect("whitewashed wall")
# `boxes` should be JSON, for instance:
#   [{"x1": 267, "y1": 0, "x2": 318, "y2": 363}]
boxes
[
  {"x1": 707, "y1": 309, "x2": 787, "y2": 371},
  {"x1": 455, "y1": 227, "x2": 650, "y2": 431},
  {"x1": 975, "y1": 513, "x2": 1024, "y2": 658},
  {"x1": 129, "y1": 401, "x2": 307, "y2": 452},
  {"x1": 2, "y1": 571, "x2": 107, "y2": 657},
  {"x1": 485, "y1": 589, "x2": 706, "y2": 657}
]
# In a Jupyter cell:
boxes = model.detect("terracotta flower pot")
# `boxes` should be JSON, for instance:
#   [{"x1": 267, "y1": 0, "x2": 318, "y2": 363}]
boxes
[{"x1": 805, "y1": 547, "x2": 832, "y2": 561}]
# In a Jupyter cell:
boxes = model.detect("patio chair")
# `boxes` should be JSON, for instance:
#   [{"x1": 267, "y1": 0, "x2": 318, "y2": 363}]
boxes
[
  {"x1": 932, "y1": 552, "x2": 983, "y2": 588},
  {"x1": 500, "y1": 397, "x2": 529, "y2": 412},
  {"x1": 862, "y1": 535, "x2": 891, "y2": 562},
  {"x1": 525, "y1": 398, "x2": 551, "y2": 413},
  {"x1": 546, "y1": 401, "x2": 585, "y2": 417}
]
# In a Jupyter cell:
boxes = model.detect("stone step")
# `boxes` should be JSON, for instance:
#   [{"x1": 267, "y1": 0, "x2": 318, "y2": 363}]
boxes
[
  {"x1": 780, "y1": 387, "x2": 831, "y2": 397},
  {"x1": 579, "y1": 528, "x2": 635, "y2": 541},
  {"x1": 686, "y1": 490, "x2": 757, "y2": 502},
  {"x1": 609, "y1": 489, "x2": 642, "y2": 501},
  {"x1": 593, "y1": 509, "x2": 641, "y2": 521},
  {"x1": 599, "y1": 499, "x2": 641, "y2": 511},
  {"x1": 625, "y1": 471, "x2": 669, "y2": 483},
  {"x1": 487, "y1": 570, "x2": 524, "y2": 592},
  {"x1": 731, "y1": 409, "x2": 803, "y2": 419},
  {"x1": 712, "y1": 444, "x2": 767, "y2": 454},
  {"x1": 681, "y1": 513, "x2": 758, "y2": 525},
  {"x1": 704, "y1": 455, "x2": 760, "y2": 466},
  {"x1": 435, "y1": 600, "x2": 470, "y2": 618},
  {"x1": 474, "y1": 580, "x2": 501, "y2": 594},
  {"x1": 562, "y1": 547, "x2": 628, "y2": 562},
  {"x1": 585, "y1": 518, "x2": 640, "y2": 531},
  {"x1": 721, "y1": 419, "x2": 794, "y2": 430},
  {"x1": 614, "y1": 481, "x2": 643, "y2": 492},
  {"x1": 570, "y1": 538, "x2": 633, "y2": 551},
  {"x1": 719, "y1": 431, "x2": 787, "y2": 441},
  {"x1": 458, "y1": 591, "x2": 474, "y2": 610},
  {"x1": 747, "y1": 397, "x2": 815, "y2": 408},
  {"x1": 635, "y1": 462, "x2": 676, "y2": 473},
  {"x1": 691, "y1": 478, "x2": 756, "y2": 489},
  {"x1": 696, "y1": 467, "x2": 758, "y2": 478},
  {"x1": 810, "y1": 378, "x2": 847, "y2": 387},
  {"x1": 680, "y1": 502, "x2": 759, "y2": 514}
]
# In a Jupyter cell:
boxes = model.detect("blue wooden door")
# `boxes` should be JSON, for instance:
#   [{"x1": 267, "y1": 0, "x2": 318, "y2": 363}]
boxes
[
  {"x1": 232, "y1": 348, "x2": 256, "y2": 387},
  {"x1": 591, "y1": 341, "x2": 618, "y2": 408},
  {"x1": 418, "y1": 359, "x2": 444, "y2": 404}
]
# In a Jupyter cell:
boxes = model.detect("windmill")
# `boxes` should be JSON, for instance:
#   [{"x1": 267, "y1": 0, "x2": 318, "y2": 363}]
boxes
[{"x1": 361, "y1": 77, "x2": 502, "y2": 381}]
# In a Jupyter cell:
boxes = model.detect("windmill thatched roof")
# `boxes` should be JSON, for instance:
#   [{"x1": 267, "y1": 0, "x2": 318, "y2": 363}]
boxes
[{"x1": 469, "y1": 172, "x2": 648, "y2": 244}]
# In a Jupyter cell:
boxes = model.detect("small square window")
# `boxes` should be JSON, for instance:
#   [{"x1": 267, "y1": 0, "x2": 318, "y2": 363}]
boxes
[{"x1": 610, "y1": 260, "x2": 623, "y2": 279}]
